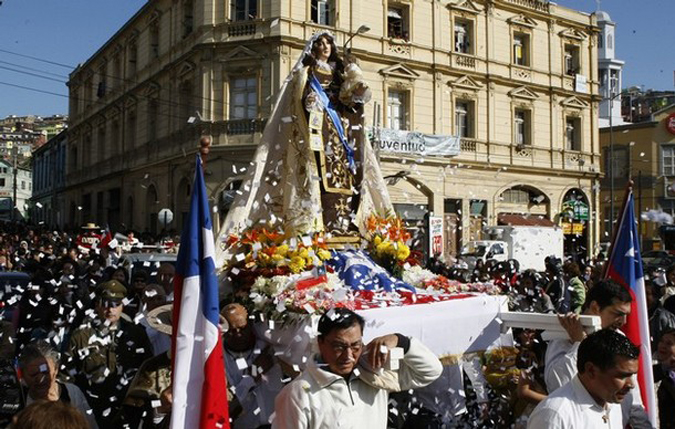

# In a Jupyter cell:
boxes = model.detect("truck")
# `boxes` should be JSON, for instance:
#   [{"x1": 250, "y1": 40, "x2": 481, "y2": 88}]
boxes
[{"x1": 460, "y1": 225, "x2": 564, "y2": 272}]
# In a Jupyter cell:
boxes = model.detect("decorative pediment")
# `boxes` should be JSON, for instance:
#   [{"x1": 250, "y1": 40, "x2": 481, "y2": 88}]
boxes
[
  {"x1": 124, "y1": 95, "x2": 138, "y2": 109},
  {"x1": 508, "y1": 14, "x2": 538, "y2": 29},
  {"x1": 222, "y1": 46, "x2": 261, "y2": 61},
  {"x1": 141, "y1": 81, "x2": 160, "y2": 97},
  {"x1": 560, "y1": 96, "x2": 589, "y2": 109},
  {"x1": 449, "y1": 75, "x2": 483, "y2": 91},
  {"x1": 509, "y1": 86, "x2": 539, "y2": 100},
  {"x1": 94, "y1": 114, "x2": 107, "y2": 127},
  {"x1": 146, "y1": 9, "x2": 161, "y2": 24},
  {"x1": 559, "y1": 28, "x2": 587, "y2": 41},
  {"x1": 379, "y1": 63, "x2": 420, "y2": 80},
  {"x1": 177, "y1": 61, "x2": 195, "y2": 77},
  {"x1": 447, "y1": 0, "x2": 483, "y2": 14}
]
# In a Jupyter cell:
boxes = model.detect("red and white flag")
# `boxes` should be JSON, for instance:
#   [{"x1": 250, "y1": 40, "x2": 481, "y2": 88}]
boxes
[
  {"x1": 171, "y1": 156, "x2": 230, "y2": 429},
  {"x1": 603, "y1": 188, "x2": 656, "y2": 425}
]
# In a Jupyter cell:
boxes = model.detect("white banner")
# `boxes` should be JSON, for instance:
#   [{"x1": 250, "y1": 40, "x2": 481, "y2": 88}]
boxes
[{"x1": 370, "y1": 128, "x2": 460, "y2": 157}]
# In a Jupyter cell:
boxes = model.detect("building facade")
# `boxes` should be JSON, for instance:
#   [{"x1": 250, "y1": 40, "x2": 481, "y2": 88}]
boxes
[
  {"x1": 0, "y1": 159, "x2": 32, "y2": 221},
  {"x1": 600, "y1": 104, "x2": 675, "y2": 252},
  {"x1": 66, "y1": 0, "x2": 602, "y2": 260},
  {"x1": 31, "y1": 130, "x2": 68, "y2": 227}
]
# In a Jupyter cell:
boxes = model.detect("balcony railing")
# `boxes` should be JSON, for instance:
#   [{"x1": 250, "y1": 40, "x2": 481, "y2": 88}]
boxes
[
  {"x1": 221, "y1": 118, "x2": 267, "y2": 135},
  {"x1": 455, "y1": 54, "x2": 476, "y2": 69},
  {"x1": 460, "y1": 138, "x2": 477, "y2": 152},
  {"x1": 228, "y1": 20, "x2": 258, "y2": 37},
  {"x1": 504, "y1": 0, "x2": 550, "y2": 13}
]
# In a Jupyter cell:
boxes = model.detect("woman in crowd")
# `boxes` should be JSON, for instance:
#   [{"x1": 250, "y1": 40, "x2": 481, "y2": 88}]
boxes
[{"x1": 18, "y1": 340, "x2": 98, "y2": 428}]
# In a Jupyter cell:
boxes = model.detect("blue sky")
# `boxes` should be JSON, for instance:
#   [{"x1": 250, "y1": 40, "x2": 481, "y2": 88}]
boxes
[{"x1": 0, "y1": 0, "x2": 672, "y2": 117}]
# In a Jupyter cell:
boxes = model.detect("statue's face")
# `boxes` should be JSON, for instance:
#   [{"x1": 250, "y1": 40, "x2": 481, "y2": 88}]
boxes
[{"x1": 313, "y1": 36, "x2": 332, "y2": 62}]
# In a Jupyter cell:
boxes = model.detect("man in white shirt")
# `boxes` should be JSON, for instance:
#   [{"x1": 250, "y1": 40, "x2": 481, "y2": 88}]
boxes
[
  {"x1": 272, "y1": 307, "x2": 443, "y2": 429},
  {"x1": 529, "y1": 329, "x2": 639, "y2": 428},
  {"x1": 545, "y1": 279, "x2": 651, "y2": 428}
]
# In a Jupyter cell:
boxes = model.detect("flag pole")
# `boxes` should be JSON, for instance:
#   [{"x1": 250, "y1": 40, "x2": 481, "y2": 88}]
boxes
[{"x1": 602, "y1": 179, "x2": 634, "y2": 279}]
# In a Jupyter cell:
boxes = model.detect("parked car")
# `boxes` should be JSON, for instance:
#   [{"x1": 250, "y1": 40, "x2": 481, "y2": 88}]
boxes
[
  {"x1": 117, "y1": 252, "x2": 177, "y2": 283},
  {"x1": 641, "y1": 250, "x2": 671, "y2": 265}
]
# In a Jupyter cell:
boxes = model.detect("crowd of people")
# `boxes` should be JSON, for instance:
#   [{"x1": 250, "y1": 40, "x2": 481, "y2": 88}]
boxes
[{"x1": 0, "y1": 222, "x2": 673, "y2": 428}]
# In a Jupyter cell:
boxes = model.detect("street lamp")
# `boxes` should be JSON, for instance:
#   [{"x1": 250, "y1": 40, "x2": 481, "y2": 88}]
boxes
[
  {"x1": 343, "y1": 25, "x2": 371, "y2": 53},
  {"x1": 606, "y1": 90, "x2": 623, "y2": 231}
]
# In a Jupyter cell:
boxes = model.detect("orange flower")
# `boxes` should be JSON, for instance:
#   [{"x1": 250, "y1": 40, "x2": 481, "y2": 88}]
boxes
[
  {"x1": 226, "y1": 234, "x2": 239, "y2": 246},
  {"x1": 262, "y1": 228, "x2": 284, "y2": 243},
  {"x1": 241, "y1": 229, "x2": 259, "y2": 245}
]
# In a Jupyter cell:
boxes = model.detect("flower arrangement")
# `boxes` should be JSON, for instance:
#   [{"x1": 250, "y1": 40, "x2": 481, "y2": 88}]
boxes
[
  {"x1": 248, "y1": 272, "x2": 354, "y2": 320},
  {"x1": 223, "y1": 228, "x2": 333, "y2": 290},
  {"x1": 402, "y1": 265, "x2": 502, "y2": 295},
  {"x1": 364, "y1": 213, "x2": 413, "y2": 278}
]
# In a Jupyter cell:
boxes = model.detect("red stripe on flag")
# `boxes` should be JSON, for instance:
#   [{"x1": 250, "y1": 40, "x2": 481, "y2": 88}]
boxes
[{"x1": 200, "y1": 336, "x2": 230, "y2": 428}]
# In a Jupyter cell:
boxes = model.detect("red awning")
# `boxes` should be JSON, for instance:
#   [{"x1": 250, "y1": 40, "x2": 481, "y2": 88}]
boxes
[{"x1": 497, "y1": 213, "x2": 556, "y2": 227}]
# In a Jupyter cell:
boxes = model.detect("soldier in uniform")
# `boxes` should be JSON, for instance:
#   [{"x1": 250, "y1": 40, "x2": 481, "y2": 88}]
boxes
[{"x1": 65, "y1": 280, "x2": 152, "y2": 427}]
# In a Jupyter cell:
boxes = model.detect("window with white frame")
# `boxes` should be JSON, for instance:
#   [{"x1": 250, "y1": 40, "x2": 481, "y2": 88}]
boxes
[
  {"x1": 564, "y1": 44, "x2": 580, "y2": 76},
  {"x1": 513, "y1": 32, "x2": 530, "y2": 66},
  {"x1": 663, "y1": 146, "x2": 675, "y2": 176},
  {"x1": 565, "y1": 116, "x2": 581, "y2": 151},
  {"x1": 232, "y1": 0, "x2": 257, "y2": 21},
  {"x1": 387, "y1": 89, "x2": 408, "y2": 130},
  {"x1": 311, "y1": 0, "x2": 333, "y2": 26},
  {"x1": 514, "y1": 109, "x2": 530, "y2": 145},
  {"x1": 454, "y1": 19, "x2": 472, "y2": 54},
  {"x1": 230, "y1": 76, "x2": 257, "y2": 120},
  {"x1": 387, "y1": 5, "x2": 409, "y2": 40},
  {"x1": 455, "y1": 100, "x2": 473, "y2": 138}
]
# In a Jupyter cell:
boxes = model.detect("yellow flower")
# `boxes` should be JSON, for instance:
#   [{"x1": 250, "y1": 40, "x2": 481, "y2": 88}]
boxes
[
  {"x1": 271, "y1": 253, "x2": 284, "y2": 262},
  {"x1": 276, "y1": 244, "x2": 289, "y2": 257},
  {"x1": 257, "y1": 252, "x2": 271, "y2": 266},
  {"x1": 298, "y1": 248, "x2": 309, "y2": 259},
  {"x1": 373, "y1": 235, "x2": 382, "y2": 247},
  {"x1": 396, "y1": 243, "x2": 410, "y2": 261},
  {"x1": 317, "y1": 249, "x2": 332, "y2": 261},
  {"x1": 376, "y1": 240, "x2": 390, "y2": 257},
  {"x1": 289, "y1": 256, "x2": 306, "y2": 273}
]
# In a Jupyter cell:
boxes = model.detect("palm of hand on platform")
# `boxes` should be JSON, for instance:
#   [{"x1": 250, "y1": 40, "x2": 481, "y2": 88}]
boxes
[{"x1": 558, "y1": 313, "x2": 586, "y2": 343}]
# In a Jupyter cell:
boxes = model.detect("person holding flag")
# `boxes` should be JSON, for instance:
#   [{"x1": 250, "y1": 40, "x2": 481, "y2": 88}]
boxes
[{"x1": 169, "y1": 155, "x2": 230, "y2": 429}]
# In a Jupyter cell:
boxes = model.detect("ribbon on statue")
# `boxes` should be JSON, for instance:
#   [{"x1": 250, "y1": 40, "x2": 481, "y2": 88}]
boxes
[{"x1": 308, "y1": 74, "x2": 356, "y2": 173}]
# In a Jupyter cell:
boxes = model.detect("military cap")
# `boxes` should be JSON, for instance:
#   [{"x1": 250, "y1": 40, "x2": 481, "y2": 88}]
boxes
[{"x1": 96, "y1": 280, "x2": 127, "y2": 301}]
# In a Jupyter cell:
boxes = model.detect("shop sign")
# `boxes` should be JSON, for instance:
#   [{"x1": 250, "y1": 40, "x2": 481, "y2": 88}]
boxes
[
  {"x1": 572, "y1": 223, "x2": 585, "y2": 235},
  {"x1": 428, "y1": 216, "x2": 444, "y2": 257},
  {"x1": 370, "y1": 128, "x2": 460, "y2": 157},
  {"x1": 575, "y1": 74, "x2": 588, "y2": 93},
  {"x1": 666, "y1": 113, "x2": 675, "y2": 135},
  {"x1": 562, "y1": 199, "x2": 589, "y2": 221},
  {"x1": 561, "y1": 222, "x2": 572, "y2": 235}
]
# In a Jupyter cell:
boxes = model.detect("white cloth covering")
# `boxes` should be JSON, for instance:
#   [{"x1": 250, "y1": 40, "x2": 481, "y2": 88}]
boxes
[
  {"x1": 271, "y1": 337, "x2": 442, "y2": 429},
  {"x1": 527, "y1": 375, "x2": 623, "y2": 429}
]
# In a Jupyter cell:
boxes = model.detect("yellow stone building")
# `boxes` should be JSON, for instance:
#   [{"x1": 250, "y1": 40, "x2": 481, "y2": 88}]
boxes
[
  {"x1": 66, "y1": 0, "x2": 602, "y2": 261},
  {"x1": 600, "y1": 104, "x2": 675, "y2": 252}
]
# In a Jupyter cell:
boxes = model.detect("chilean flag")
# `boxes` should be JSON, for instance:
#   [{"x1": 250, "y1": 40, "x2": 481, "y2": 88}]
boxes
[
  {"x1": 603, "y1": 188, "x2": 656, "y2": 425},
  {"x1": 171, "y1": 156, "x2": 230, "y2": 429}
]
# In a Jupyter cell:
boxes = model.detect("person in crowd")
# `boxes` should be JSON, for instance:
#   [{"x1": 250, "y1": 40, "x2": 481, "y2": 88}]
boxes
[
  {"x1": 528, "y1": 329, "x2": 639, "y2": 428},
  {"x1": 18, "y1": 340, "x2": 98, "y2": 428},
  {"x1": 123, "y1": 269, "x2": 150, "y2": 318},
  {"x1": 156, "y1": 263, "x2": 176, "y2": 300},
  {"x1": 272, "y1": 307, "x2": 442, "y2": 428},
  {"x1": 221, "y1": 303, "x2": 284, "y2": 429},
  {"x1": 544, "y1": 256, "x2": 570, "y2": 313},
  {"x1": 117, "y1": 303, "x2": 173, "y2": 428},
  {"x1": 509, "y1": 269, "x2": 555, "y2": 314},
  {"x1": 563, "y1": 261, "x2": 586, "y2": 314},
  {"x1": 66, "y1": 279, "x2": 152, "y2": 426},
  {"x1": 12, "y1": 400, "x2": 90, "y2": 429},
  {"x1": 582, "y1": 264, "x2": 594, "y2": 291},
  {"x1": 138, "y1": 284, "x2": 171, "y2": 356},
  {"x1": 654, "y1": 328, "x2": 675, "y2": 428},
  {"x1": 546, "y1": 279, "x2": 651, "y2": 428},
  {"x1": 647, "y1": 281, "x2": 675, "y2": 350},
  {"x1": 663, "y1": 265, "x2": 675, "y2": 304}
]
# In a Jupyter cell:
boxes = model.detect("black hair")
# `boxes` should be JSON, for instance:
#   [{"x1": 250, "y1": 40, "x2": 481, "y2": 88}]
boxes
[
  {"x1": 577, "y1": 329, "x2": 639, "y2": 373},
  {"x1": 302, "y1": 33, "x2": 345, "y2": 77},
  {"x1": 318, "y1": 307, "x2": 365, "y2": 338},
  {"x1": 583, "y1": 279, "x2": 632, "y2": 311}
]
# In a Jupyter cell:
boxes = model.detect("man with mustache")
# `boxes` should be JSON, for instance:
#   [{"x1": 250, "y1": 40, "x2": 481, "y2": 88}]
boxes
[
  {"x1": 272, "y1": 308, "x2": 442, "y2": 429},
  {"x1": 528, "y1": 329, "x2": 638, "y2": 428}
]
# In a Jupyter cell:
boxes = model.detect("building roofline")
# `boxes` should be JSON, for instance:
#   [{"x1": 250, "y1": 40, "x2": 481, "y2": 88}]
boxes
[{"x1": 69, "y1": 2, "x2": 152, "y2": 79}]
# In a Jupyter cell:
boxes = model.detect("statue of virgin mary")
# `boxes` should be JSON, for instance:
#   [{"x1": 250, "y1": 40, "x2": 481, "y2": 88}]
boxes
[{"x1": 216, "y1": 30, "x2": 392, "y2": 264}]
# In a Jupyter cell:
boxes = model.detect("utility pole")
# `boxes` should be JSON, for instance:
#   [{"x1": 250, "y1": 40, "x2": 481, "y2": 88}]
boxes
[{"x1": 11, "y1": 145, "x2": 17, "y2": 222}]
